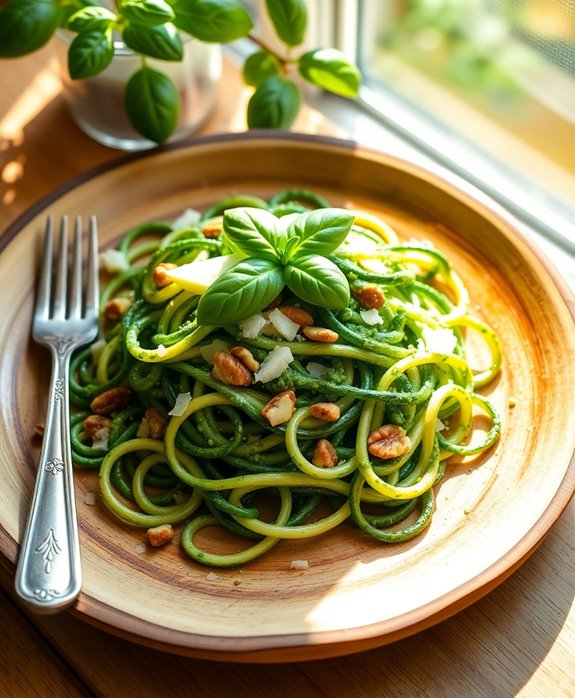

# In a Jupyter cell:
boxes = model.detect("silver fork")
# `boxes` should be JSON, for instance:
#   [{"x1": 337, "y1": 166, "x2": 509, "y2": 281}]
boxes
[{"x1": 15, "y1": 216, "x2": 99, "y2": 613}]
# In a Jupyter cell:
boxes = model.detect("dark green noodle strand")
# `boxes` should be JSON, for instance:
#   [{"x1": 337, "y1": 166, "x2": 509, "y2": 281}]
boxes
[
  {"x1": 268, "y1": 188, "x2": 331, "y2": 210},
  {"x1": 200, "y1": 195, "x2": 269, "y2": 221},
  {"x1": 349, "y1": 471, "x2": 435, "y2": 542},
  {"x1": 204, "y1": 498, "x2": 264, "y2": 540},
  {"x1": 267, "y1": 202, "x2": 309, "y2": 217},
  {"x1": 71, "y1": 188, "x2": 502, "y2": 568},
  {"x1": 328, "y1": 254, "x2": 414, "y2": 286},
  {"x1": 117, "y1": 221, "x2": 173, "y2": 255},
  {"x1": 316, "y1": 308, "x2": 410, "y2": 358}
]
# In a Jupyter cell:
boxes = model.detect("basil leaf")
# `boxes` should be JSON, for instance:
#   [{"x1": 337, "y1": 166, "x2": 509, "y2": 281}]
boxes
[
  {"x1": 223, "y1": 208, "x2": 282, "y2": 261},
  {"x1": 287, "y1": 208, "x2": 354, "y2": 259},
  {"x1": 68, "y1": 29, "x2": 114, "y2": 79},
  {"x1": 67, "y1": 6, "x2": 116, "y2": 33},
  {"x1": 243, "y1": 50, "x2": 280, "y2": 88},
  {"x1": 247, "y1": 77, "x2": 300, "y2": 129},
  {"x1": 60, "y1": 0, "x2": 102, "y2": 26},
  {"x1": 197, "y1": 259, "x2": 284, "y2": 325},
  {"x1": 170, "y1": 0, "x2": 252, "y2": 43},
  {"x1": 264, "y1": 0, "x2": 307, "y2": 47},
  {"x1": 284, "y1": 255, "x2": 350, "y2": 309},
  {"x1": 124, "y1": 66, "x2": 179, "y2": 143},
  {"x1": 120, "y1": 0, "x2": 175, "y2": 25},
  {"x1": 298, "y1": 48, "x2": 361, "y2": 98},
  {"x1": 0, "y1": 0, "x2": 60, "y2": 57},
  {"x1": 122, "y1": 22, "x2": 183, "y2": 61}
]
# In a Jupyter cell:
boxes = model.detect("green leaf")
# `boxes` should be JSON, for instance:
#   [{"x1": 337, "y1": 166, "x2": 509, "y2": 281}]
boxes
[
  {"x1": 197, "y1": 258, "x2": 284, "y2": 325},
  {"x1": 60, "y1": 0, "x2": 102, "y2": 26},
  {"x1": 284, "y1": 255, "x2": 350, "y2": 309},
  {"x1": 124, "y1": 66, "x2": 180, "y2": 143},
  {"x1": 67, "y1": 6, "x2": 116, "y2": 33},
  {"x1": 247, "y1": 77, "x2": 300, "y2": 129},
  {"x1": 68, "y1": 29, "x2": 114, "y2": 79},
  {"x1": 265, "y1": 0, "x2": 307, "y2": 47},
  {"x1": 120, "y1": 0, "x2": 175, "y2": 26},
  {"x1": 0, "y1": 0, "x2": 60, "y2": 57},
  {"x1": 287, "y1": 208, "x2": 355, "y2": 259},
  {"x1": 122, "y1": 22, "x2": 183, "y2": 61},
  {"x1": 223, "y1": 208, "x2": 282, "y2": 261},
  {"x1": 243, "y1": 50, "x2": 280, "y2": 87},
  {"x1": 298, "y1": 48, "x2": 361, "y2": 98},
  {"x1": 170, "y1": 0, "x2": 253, "y2": 43}
]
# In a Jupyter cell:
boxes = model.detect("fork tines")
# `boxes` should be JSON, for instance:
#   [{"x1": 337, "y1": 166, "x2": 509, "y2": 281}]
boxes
[{"x1": 39, "y1": 216, "x2": 99, "y2": 321}]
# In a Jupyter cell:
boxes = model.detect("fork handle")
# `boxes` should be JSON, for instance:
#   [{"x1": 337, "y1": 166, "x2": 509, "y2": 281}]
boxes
[{"x1": 15, "y1": 346, "x2": 82, "y2": 613}]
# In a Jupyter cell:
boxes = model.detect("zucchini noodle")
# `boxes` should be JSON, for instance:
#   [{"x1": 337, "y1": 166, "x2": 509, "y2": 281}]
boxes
[{"x1": 70, "y1": 189, "x2": 502, "y2": 568}]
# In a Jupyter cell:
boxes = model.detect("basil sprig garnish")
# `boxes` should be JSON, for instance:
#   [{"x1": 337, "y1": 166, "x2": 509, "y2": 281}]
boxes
[{"x1": 196, "y1": 207, "x2": 354, "y2": 326}]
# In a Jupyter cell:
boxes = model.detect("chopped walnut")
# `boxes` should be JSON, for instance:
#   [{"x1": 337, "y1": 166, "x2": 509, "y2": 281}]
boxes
[
  {"x1": 90, "y1": 387, "x2": 132, "y2": 415},
  {"x1": 146, "y1": 524, "x2": 174, "y2": 547},
  {"x1": 201, "y1": 220, "x2": 223, "y2": 238},
  {"x1": 276, "y1": 306, "x2": 314, "y2": 330},
  {"x1": 262, "y1": 390, "x2": 296, "y2": 427},
  {"x1": 367, "y1": 424, "x2": 411, "y2": 460},
  {"x1": 103, "y1": 296, "x2": 132, "y2": 321},
  {"x1": 83, "y1": 414, "x2": 113, "y2": 437},
  {"x1": 144, "y1": 408, "x2": 167, "y2": 439},
  {"x1": 230, "y1": 345, "x2": 260, "y2": 372},
  {"x1": 212, "y1": 351, "x2": 253, "y2": 386},
  {"x1": 302, "y1": 326, "x2": 339, "y2": 343},
  {"x1": 312, "y1": 439, "x2": 339, "y2": 468},
  {"x1": 309, "y1": 402, "x2": 340, "y2": 422},
  {"x1": 352, "y1": 283, "x2": 385, "y2": 309},
  {"x1": 153, "y1": 262, "x2": 177, "y2": 288},
  {"x1": 33, "y1": 423, "x2": 45, "y2": 439}
]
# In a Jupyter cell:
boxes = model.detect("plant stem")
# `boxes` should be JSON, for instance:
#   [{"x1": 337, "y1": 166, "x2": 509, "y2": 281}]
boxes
[{"x1": 246, "y1": 33, "x2": 298, "y2": 72}]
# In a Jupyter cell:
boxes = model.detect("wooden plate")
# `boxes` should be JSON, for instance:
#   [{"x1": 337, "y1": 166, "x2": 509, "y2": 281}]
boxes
[{"x1": 1, "y1": 133, "x2": 574, "y2": 662}]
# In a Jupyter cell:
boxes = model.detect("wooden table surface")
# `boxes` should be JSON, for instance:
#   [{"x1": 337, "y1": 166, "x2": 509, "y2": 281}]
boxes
[{"x1": 1, "y1": 45, "x2": 574, "y2": 698}]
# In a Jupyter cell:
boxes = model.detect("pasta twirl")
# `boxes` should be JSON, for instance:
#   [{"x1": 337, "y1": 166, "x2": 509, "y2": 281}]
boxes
[{"x1": 70, "y1": 189, "x2": 502, "y2": 567}]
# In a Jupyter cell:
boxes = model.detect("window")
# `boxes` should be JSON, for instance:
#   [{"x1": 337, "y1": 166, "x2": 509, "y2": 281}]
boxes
[{"x1": 350, "y1": 0, "x2": 575, "y2": 254}]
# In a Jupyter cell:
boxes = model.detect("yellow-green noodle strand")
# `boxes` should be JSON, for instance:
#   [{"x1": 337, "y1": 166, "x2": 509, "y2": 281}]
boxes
[{"x1": 72, "y1": 189, "x2": 502, "y2": 567}]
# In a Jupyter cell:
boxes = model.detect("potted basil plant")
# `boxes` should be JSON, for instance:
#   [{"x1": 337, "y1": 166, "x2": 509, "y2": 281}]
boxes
[{"x1": 0, "y1": 0, "x2": 361, "y2": 147}]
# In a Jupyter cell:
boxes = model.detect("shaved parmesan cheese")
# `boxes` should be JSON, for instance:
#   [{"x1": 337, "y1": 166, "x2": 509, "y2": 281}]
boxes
[
  {"x1": 289, "y1": 560, "x2": 309, "y2": 570},
  {"x1": 306, "y1": 362, "x2": 329, "y2": 380},
  {"x1": 84, "y1": 492, "x2": 97, "y2": 506},
  {"x1": 99, "y1": 248, "x2": 128, "y2": 273},
  {"x1": 436, "y1": 418, "x2": 446, "y2": 432},
  {"x1": 165, "y1": 253, "x2": 243, "y2": 294},
  {"x1": 92, "y1": 428, "x2": 109, "y2": 451},
  {"x1": 335, "y1": 230, "x2": 379, "y2": 259},
  {"x1": 421, "y1": 326, "x2": 457, "y2": 354},
  {"x1": 239, "y1": 314, "x2": 267, "y2": 339},
  {"x1": 268, "y1": 308, "x2": 299, "y2": 341},
  {"x1": 200, "y1": 339, "x2": 230, "y2": 364},
  {"x1": 156, "y1": 344, "x2": 167, "y2": 357},
  {"x1": 168, "y1": 392, "x2": 192, "y2": 416},
  {"x1": 254, "y1": 346, "x2": 294, "y2": 383},
  {"x1": 358, "y1": 258, "x2": 390, "y2": 274},
  {"x1": 172, "y1": 208, "x2": 201, "y2": 229},
  {"x1": 360, "y1": 308, "x2": 383, "y2": 325}
]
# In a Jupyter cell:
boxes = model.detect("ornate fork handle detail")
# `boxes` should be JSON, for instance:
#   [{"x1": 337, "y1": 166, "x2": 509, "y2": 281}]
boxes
[
  {"x1": 15, "y1": 345, "x2": 82, "y2": 613},
  {"x1": 16, "y1": 215, "x2": 98, "y2": 613}
]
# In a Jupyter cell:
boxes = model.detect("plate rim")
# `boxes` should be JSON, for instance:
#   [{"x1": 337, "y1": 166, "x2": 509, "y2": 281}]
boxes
[{"x1": 1, "y1": 131, "x2": 574, "y2": 661}]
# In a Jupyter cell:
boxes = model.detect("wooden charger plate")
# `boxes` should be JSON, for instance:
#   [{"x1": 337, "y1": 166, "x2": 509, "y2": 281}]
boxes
[{"x1": 1, "y1": 133, "x2": 575, "y2": 662}]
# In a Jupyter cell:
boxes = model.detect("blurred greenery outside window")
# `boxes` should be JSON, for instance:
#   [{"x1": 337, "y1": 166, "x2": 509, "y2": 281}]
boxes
[{"x1": 354, "y1": 0, "x2": 575, "y2": 241}]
